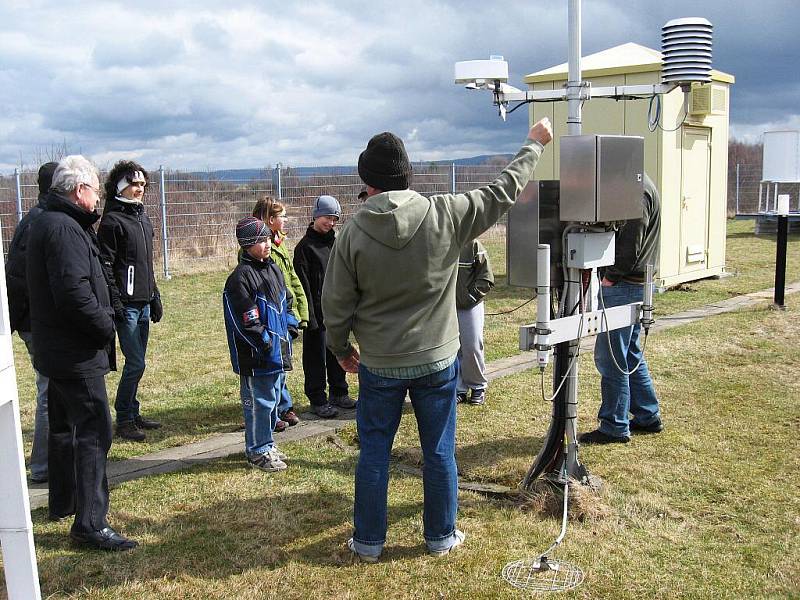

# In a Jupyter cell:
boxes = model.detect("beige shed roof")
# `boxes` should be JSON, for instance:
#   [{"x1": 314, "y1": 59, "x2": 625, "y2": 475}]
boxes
[{"x1": 523, "y1": 42, "x2": 734, "y2": 84}]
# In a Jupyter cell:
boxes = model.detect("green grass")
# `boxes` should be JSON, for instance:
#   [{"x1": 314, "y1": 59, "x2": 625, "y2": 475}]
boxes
[
  {"x1": 3, "y1": 218, "x2": 799, "y2": 598},
  {"x1": 15, "y1": 295, "x2": 799, "y2": 599}
]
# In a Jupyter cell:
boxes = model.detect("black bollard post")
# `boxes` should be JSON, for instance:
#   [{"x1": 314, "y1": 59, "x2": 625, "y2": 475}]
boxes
[{"x1": 773, "y1": 213, "x2": 788, "y2": 309}]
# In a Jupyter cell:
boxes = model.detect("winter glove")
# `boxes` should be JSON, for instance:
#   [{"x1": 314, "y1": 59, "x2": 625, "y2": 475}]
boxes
[
  {"x1": 112, "y1": 299, "x2": 125, "y2": 322},
  {"x1": 288, "y1": 325, "x2": 299, "y2": 340},
  {"x1": 150, "y1": 292, "x2": 163, "y2": 323}
]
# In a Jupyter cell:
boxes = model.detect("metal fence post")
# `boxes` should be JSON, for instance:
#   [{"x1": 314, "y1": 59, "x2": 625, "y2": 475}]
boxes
[
  {"x1": 451, "y1": 162, "x2": 457, "y2": 194},
  {"x1": 14, "y1": 169, "x2": 23, "y2": 224},
  {"x1": 735, "y1": 163, "x2": 740, "y2": 215},
  {"x1": 274, "y1": 163, "x2": 282, "y2": 200},
  {"x1": 159, "y1": 166, "x2": 171, "y2": 280}
]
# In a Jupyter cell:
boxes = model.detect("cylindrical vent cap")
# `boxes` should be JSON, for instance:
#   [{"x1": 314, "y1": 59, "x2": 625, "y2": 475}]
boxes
[{"x1": 661, "y1": 18, "x2": 713, "y2": 84}]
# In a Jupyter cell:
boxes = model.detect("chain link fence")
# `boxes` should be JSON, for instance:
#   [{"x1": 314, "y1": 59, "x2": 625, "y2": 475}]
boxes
[
  {"x1": 2, "y1": 159, "x2": 780, "y2": 275},
  {"x1": 730, "y1": 162, "x2": 799, "y2": 215},
  {"x1": 0, "y1": 163, "x2": 508, "y2": 276}
]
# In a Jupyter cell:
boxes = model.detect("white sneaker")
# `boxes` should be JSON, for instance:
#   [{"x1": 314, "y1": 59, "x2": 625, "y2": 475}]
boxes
[
  {"x1": 248, "y1": 452, "x2": 287, "y2": 472},
  {"x1": 271, "y1": 446, "x2": 287, "y2": 461},
  {"x1": 347, "y1": 538, "x2": 380, "y2": 563},
  {"x1": 428, "y1": 529, "x2": 465, "y2": 557}
]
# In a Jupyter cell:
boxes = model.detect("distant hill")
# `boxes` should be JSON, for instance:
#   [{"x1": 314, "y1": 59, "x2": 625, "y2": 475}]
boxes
[{"x1": 189, "y1": 154, "x2": 514, "y2": 182}]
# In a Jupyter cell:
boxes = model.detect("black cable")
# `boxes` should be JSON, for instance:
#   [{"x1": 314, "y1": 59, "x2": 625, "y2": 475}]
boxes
[
  {"x1": 647, "y1": 94, "x2": 661, "y2": 132},
  {"x1": 486, "y1": 296, "x2": 535, "y2": 316},
  {"x1": 648, "y1": 93, "x2": 689, "y2": 133},
  {"x1": 504, "y1": 101, "x2": 530, "y2": 115}
]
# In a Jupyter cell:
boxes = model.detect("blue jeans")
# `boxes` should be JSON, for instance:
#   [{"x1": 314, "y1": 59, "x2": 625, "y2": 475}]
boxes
[
  {"x1": 594, "y1": 281, "x2": 660, "y2": 437},
  {"x1": 19, "y1": 331, "x2": 49, "y2": 480},
  {"x1": 276, "y1": 385, "x2": 293, "y2": 417},
  {"x1": 352, "y1": 361, "x2": 460, "y2": 558},
  {"x1": 115, "y1": 302, "x2": 150, "y2": 425},
  {"x1": 240, "y1": 373, "x2": 281, "y2": 457}
]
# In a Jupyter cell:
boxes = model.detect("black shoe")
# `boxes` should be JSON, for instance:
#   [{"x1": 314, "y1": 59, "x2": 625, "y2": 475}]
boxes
[
  {"x1": 116, "y1": 421, "x2": 146, "y2": 442},
  {"x1": 29, "y1": 474, "x2": 48, "y2": 484},
  {"x1": 135, "y1": 415, "x2": 162, "y2": 430},
  {"x1": 467, "y1": 389, "x2": 486, "y2": 406},
  {"x1": 456, "y1": 392, "x2": 468, "y2": 404},
  {"x1": 330, "y1": 394, "x2": 356, "y2": 409},
  {"x1": 630, "y1": 418, "x2": 664, "y2": 434},
  {"x1": 313, "y1": 403, "x2": 339, "y2": 418},
  {"x1": 274, "y1": 419, "x2": 288, "y2": 433},
  {"x1": 578, "y1": 429, "x2": 630, "y2": 445},
  {"x1": 70, "y1": 527, "x2": 138, "y2": 551}
]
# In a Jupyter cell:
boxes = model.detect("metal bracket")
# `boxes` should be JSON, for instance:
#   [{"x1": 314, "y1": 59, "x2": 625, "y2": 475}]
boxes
[{"x1": 520, "y1": 302, "x2": 642, "y2": 350}]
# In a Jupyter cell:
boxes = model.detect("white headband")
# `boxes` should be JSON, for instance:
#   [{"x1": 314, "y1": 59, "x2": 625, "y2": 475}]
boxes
[{"x1": 116, "y1": 170, "x2": 146, "y2": 194}]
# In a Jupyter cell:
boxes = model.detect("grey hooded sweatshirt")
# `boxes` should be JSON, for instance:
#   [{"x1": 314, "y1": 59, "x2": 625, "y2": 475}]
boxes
[{"x1": 322, "y1": 137, "x2": 544, "y2": 370}]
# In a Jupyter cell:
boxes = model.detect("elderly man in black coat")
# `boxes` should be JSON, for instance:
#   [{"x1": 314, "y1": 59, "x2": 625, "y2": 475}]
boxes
[{"x1": 26, "y1": 155, "x2": 137, "y2": 551}]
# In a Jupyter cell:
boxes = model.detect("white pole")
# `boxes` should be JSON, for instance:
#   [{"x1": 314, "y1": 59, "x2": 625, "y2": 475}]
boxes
[
  {"x1": 159, "y1": 166, "x2": 171, "y2": 280},
  {"x1": 564, "y1": 0, "x2": 587, "y2": 481},
  {"x1": 535, "y1": 244, "x2": 551, "y2": 369},
  {"x1": 0, "y1": 225, "x2": 41, "y2": 600},
  {"x1": 567, "y1": 0, "x2": 583, "y2": 136},
  {"x1": 14, "y1": 170, "x2": 24, "y2": 224}
]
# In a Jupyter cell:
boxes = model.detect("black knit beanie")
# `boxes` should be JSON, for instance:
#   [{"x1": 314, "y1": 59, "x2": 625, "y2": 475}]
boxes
[
  {"x1": 236, "y1": 216, "x2": 270, "y2": 248},
  {"x1": 38, "y1": 162, "x2": 58, "y2": 194},
  {"x1": 358, "y1": 132, "x2": 412, "y2": 192}
]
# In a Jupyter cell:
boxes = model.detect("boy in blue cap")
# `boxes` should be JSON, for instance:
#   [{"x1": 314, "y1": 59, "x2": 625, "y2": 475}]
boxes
[{"x1": 294, "y1": 195, "x2": 355, "y2": 418}]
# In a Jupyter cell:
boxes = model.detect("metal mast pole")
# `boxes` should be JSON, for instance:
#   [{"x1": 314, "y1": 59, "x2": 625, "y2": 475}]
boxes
[
  {"x1": 562, "y1": 0, "x2": 589, "y2": 482},
  {"x1": 567, "y1": 0, "x2": 583, "y2": 136}
]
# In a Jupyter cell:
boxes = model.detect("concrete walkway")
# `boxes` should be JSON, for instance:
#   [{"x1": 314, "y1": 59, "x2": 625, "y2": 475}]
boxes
[{"x1": 27, "y1": 281, "x2": 800, "y2": 511}]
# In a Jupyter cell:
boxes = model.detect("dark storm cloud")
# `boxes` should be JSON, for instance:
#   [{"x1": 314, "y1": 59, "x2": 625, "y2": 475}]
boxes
[{"x1": 1, "y1": 0, "x2": 798, "y2": 171}]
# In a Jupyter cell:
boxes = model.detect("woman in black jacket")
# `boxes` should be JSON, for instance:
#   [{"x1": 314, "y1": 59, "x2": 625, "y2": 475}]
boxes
[{"x1": 98, "y1": 161, "x2": 163, "y2": 441}]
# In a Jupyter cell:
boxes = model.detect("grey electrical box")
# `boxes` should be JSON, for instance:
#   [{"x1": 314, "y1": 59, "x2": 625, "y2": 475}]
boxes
[
  {"x1": 566, "y1": 231, "x2": 616, "y2": 269},
  {"x1": 559, "y1": 135, "x2": 644, "y2": 223},
  {"x1": 507, "y1": 180, "x2": 564, "y2": 289}
]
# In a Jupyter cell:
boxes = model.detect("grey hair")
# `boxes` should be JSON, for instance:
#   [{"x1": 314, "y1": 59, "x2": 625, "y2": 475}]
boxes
[{"x1": 51, "y1": 155, "x2": 99, "y2": 193}]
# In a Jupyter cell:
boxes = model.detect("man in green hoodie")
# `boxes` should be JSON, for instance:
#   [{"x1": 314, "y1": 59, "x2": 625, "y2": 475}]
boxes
[{"x1": 323, "y1": 118, "x2": 552, "y2": 562}]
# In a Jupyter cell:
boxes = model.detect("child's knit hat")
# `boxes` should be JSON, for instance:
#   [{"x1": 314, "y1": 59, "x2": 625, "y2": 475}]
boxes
[
  {"x1": 236, "y1": 216, "x2": 270, "y2": 248},
  {"x1": 312, "y1": 195, "x2": 341, "y2": 220}
]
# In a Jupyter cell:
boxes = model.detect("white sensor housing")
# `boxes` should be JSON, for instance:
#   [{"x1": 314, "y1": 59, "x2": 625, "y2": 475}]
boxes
[{"x1": 454, "y1": 57, "x2": 509, "y2": 85}]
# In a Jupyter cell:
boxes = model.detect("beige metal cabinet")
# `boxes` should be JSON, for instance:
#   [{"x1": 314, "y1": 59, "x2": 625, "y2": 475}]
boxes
[{"x1": 524, "y1": 43, "x2": 735, "y2": 288}]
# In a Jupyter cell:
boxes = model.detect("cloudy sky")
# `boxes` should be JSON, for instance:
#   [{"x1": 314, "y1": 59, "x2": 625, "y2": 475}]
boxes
[{"x1": 1, "y1": 0, "x2": 797, "y2": 173}]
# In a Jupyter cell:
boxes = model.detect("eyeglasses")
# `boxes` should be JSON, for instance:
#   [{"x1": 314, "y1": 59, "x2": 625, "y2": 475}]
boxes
[
  {"x1": 81, "y1": 183, "x2": 100, "y2": 195},
  {"x1": 129, "y1": 181, "x2": 146, "y2": 187}
]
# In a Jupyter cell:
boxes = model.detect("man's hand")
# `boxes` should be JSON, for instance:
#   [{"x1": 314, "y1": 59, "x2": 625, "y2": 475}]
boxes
[
  {"x1": 337, "y1": 345, "x2": 360, "y2": 373},
  {"x1": 528, "y1": 117, "x2": 553, "y2": 146},
  {"x1": 601, "y1": 277, "x2": 615, "y2": 287}
]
